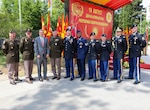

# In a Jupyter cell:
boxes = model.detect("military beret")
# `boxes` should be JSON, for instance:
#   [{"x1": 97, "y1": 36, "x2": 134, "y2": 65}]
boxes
[
  {"x1": 116, "y1": 27, "x2": 123, "y2": 32},
  {"x1": 131, "y1": 24, "x2": 137, "y2": 29},
  {"x1": 101, "y1": 34, "x2": 106, "y2": 37},
  {"x1": 9, "y1": 30, "x2": 15, "y2": 33},
  {"x1": 26, "y1": 29, "x2": 32, "y2": 32},
  {"x1": 77, "y1": 30, "x2": 81, "y2": 33},
  {"x1": 90, "y1": 32, "x2": 95, "y2": 36}
]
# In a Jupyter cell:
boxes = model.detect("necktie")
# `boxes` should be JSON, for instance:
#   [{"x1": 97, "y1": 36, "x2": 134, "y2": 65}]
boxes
[{"x1": 41, "y1": 37, "x2": 44, "y2": 47}]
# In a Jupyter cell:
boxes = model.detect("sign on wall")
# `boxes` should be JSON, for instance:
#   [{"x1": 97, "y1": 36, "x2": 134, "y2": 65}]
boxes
[{"x1": 69, "y1": 0, "x2": 114, "y2": 39}]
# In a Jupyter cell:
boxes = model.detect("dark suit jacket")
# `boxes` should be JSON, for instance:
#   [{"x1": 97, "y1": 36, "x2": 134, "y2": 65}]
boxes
[
  {"x1": 129, "y1": 33, "x2": 146, "y2": 58},
  {"x1": 63, "y1": 36, "x2": 77, "y2": 59}
]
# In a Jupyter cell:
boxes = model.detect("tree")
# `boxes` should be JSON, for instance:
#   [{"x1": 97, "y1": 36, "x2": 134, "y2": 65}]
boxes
[
  {"x1": 114, "y1": 0, "x2": 144, "y2": 31},
  {"x1": 0, "y1": 0, "x2": 43, "y2": 38}
]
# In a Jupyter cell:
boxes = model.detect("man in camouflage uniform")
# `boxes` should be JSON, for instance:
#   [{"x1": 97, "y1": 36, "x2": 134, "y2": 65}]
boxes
[
  {"x1": 2, "y1": 30, "x2": 22, "y2": 85},
  {"x1": 20, "y1": 29, "x2": 35, "y2": 84}
]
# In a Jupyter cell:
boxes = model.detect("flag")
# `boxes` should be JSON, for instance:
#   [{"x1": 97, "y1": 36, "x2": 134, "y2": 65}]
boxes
[
  {"x1": 57, "y1": 16, "x2": 62, "y2": 35},
  {"x1": 41, "y1": 16, "x2": 45, "y2": 30},
  {"x1": 46, "y1": 12, "x2": 51, "y2": 41},
  {"x1": 46, "y1": 0, "x2": 52, "y2": 41},
  {"x1": 65, "y1": 15, "x2": 69, "y2": 30},
  {"x1": 61, "y1": 13, "x2": 65, "y2": 38}
]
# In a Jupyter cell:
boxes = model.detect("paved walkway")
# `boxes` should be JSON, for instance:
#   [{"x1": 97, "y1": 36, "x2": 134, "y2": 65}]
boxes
[{"x1": 0, "y1": 68, "x2": 150, "y2": 110}]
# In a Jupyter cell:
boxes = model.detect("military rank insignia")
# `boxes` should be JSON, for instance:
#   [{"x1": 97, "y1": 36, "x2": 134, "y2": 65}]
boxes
[{"x1": 79, "y1": 42, "x2": 83, "y2": 48}]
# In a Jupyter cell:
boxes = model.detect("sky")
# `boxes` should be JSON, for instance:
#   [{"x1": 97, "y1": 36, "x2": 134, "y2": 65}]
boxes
[{"x1": 142, "y1": 0, "x2": 150, "y2": 7}]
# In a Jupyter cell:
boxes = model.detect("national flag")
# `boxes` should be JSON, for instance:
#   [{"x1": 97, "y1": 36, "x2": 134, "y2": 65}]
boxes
[{"x1": 41, "y1": 16, "x2": 45, "y2": 30}]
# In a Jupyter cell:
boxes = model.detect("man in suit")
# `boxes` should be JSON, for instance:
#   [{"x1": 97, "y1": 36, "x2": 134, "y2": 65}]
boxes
[
  {"x1": 125, "y1": 24, "x2": 146, "y2": 84},
  {"x1": 87, "y1": 32, "x2": 99, "y2": 82},
  {"x1": 98, "y1": 34, "x2": 112, "y2": 82},
  {"x1": 49, "y1": 29, "x2": 63, "y2": 80},
  {"x1": 20, "y1": 29, "x2": 35, "y2": 84},
  {"x1": 63, "y1": 28, "x2": 77, "y2": 81},
  {"x1": 2, "y1": 30, "x2": 22, "y2": 85},
  {"x1": 112, "y1": 27, "x2": 127, "y2": 83},
  {"x1": 76, "y1": 30, "x2": 87, "y2": 81},
  {"x1": 34, "y1": 29, "x2": 50, "y2": 82}
]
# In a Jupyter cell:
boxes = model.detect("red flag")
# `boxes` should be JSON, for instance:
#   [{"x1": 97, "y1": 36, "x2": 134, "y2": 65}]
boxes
[
  {"x1": 65, "y1": 15, "x2": 69, "y2": 31},
  {"x1": 41, "y1": 16, "x2": 45, "y2": 30},
  {"x1": 46, "y1": 12, "x2": 51, "y2": 41},
  {"x1": 57, "y1": 17, "x2": 62, "y2": 35},
  {"x1": 61, "y1": 13, "x2": 65, "y2": 38}
]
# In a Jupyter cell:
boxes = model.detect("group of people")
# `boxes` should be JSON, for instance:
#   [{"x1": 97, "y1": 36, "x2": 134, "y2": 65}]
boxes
[{"x1": 2, "y1": 24, "x2": 146, "y2": 85}]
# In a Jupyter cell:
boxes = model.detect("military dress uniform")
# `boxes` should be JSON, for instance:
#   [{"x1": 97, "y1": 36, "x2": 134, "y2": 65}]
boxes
[
  {"x1": 112, "y1": 34, "x2": 127, "y2": 83},
  {"x1": 2, "y1": 31, "x2": 20, "y2": 85},
  {"x1": 98, "y1": 34, "x2": 112, "y2": 81},
  {"x1": 63, "y1": 35, "x2": 77, "y2": 81},
  {"x1": 87, "y1": 35, "x2": 99, "y2": 82},
  {"x1": 49, "y1": 35, "x2": 63, "y2": 80},
  {"x1": 77, "y1": 35, "x2": 88, "y2": 81},
  {"x1": 20, "y1": 30, "x2": 34, "y2": 83},
  {"x1": 128, "y1": 28, "x2": 146, "y2": 84}
]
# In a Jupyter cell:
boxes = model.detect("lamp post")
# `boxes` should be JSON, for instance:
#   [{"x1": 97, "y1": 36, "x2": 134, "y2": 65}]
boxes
[{"x1": 18, "y1": 0, "x2": 22, "y2": 38}]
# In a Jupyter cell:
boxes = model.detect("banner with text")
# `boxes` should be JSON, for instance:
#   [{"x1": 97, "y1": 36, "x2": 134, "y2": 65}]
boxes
[{"x1": 69, "y1": 0, "x2": 114, "y2": 40}]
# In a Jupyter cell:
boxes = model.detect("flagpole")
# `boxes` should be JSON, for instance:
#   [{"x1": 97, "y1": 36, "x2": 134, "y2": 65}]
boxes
[{"x1": 18, "y1": 0, "x2": 22, "y2": 38}]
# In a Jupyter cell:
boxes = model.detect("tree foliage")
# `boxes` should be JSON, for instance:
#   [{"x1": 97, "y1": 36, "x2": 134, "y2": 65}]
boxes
[
  {"x1": 0, "y1": 0, "x2": 43, "y2": 38},
  {"x1": 114, "y1": 0, "x2": 144, "y2": 31}
]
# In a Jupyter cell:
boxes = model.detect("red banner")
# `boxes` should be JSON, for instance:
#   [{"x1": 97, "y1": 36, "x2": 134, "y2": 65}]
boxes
[{"x1": 69, "y1": 0, "x2": 114, "y2": 40}]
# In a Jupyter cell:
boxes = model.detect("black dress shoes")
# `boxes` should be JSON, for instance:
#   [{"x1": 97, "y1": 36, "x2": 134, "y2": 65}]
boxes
[
  {"x1": 14, "y1": 78, "x2": 22, "y2": 82},
  {"x1": 81, "y1": 78, "x2": 85, "y2": 81},
  {"x1": 57, "y1": 77, "x2": 61, "y2": 80},
  {"x1": 52, "y1": 76, "x2": 57, "y2": 80},
  {"x1": 30, "y1": 77, "x2": 36, "y2": 81},
  {"x1": 64, "y1": 76, "x2": 70, "y2": 78},
  {"x1": 117, "y1": 80, "x2": 122, "y2": 83},
  {"x1": 70, "y1": 78, "x2": 74, "y2": 81},
  {"x1": 134, "y1": 81, "x2": 140, "y2": 84},
  {"x1": 88, "y1": 77, "x2": 93, "y2": 80},
  {"x1": 93, "y1": 79, "x2": 98, "y2": 82}
]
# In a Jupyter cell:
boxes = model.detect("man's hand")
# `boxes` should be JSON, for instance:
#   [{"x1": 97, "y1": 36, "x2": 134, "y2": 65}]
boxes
[
  {"x1": 46, "y1": 54, "x2": 49, "y2": 58},
  {"x1": 37, "y1": 55, "x2": 41, "y2": 58}
]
